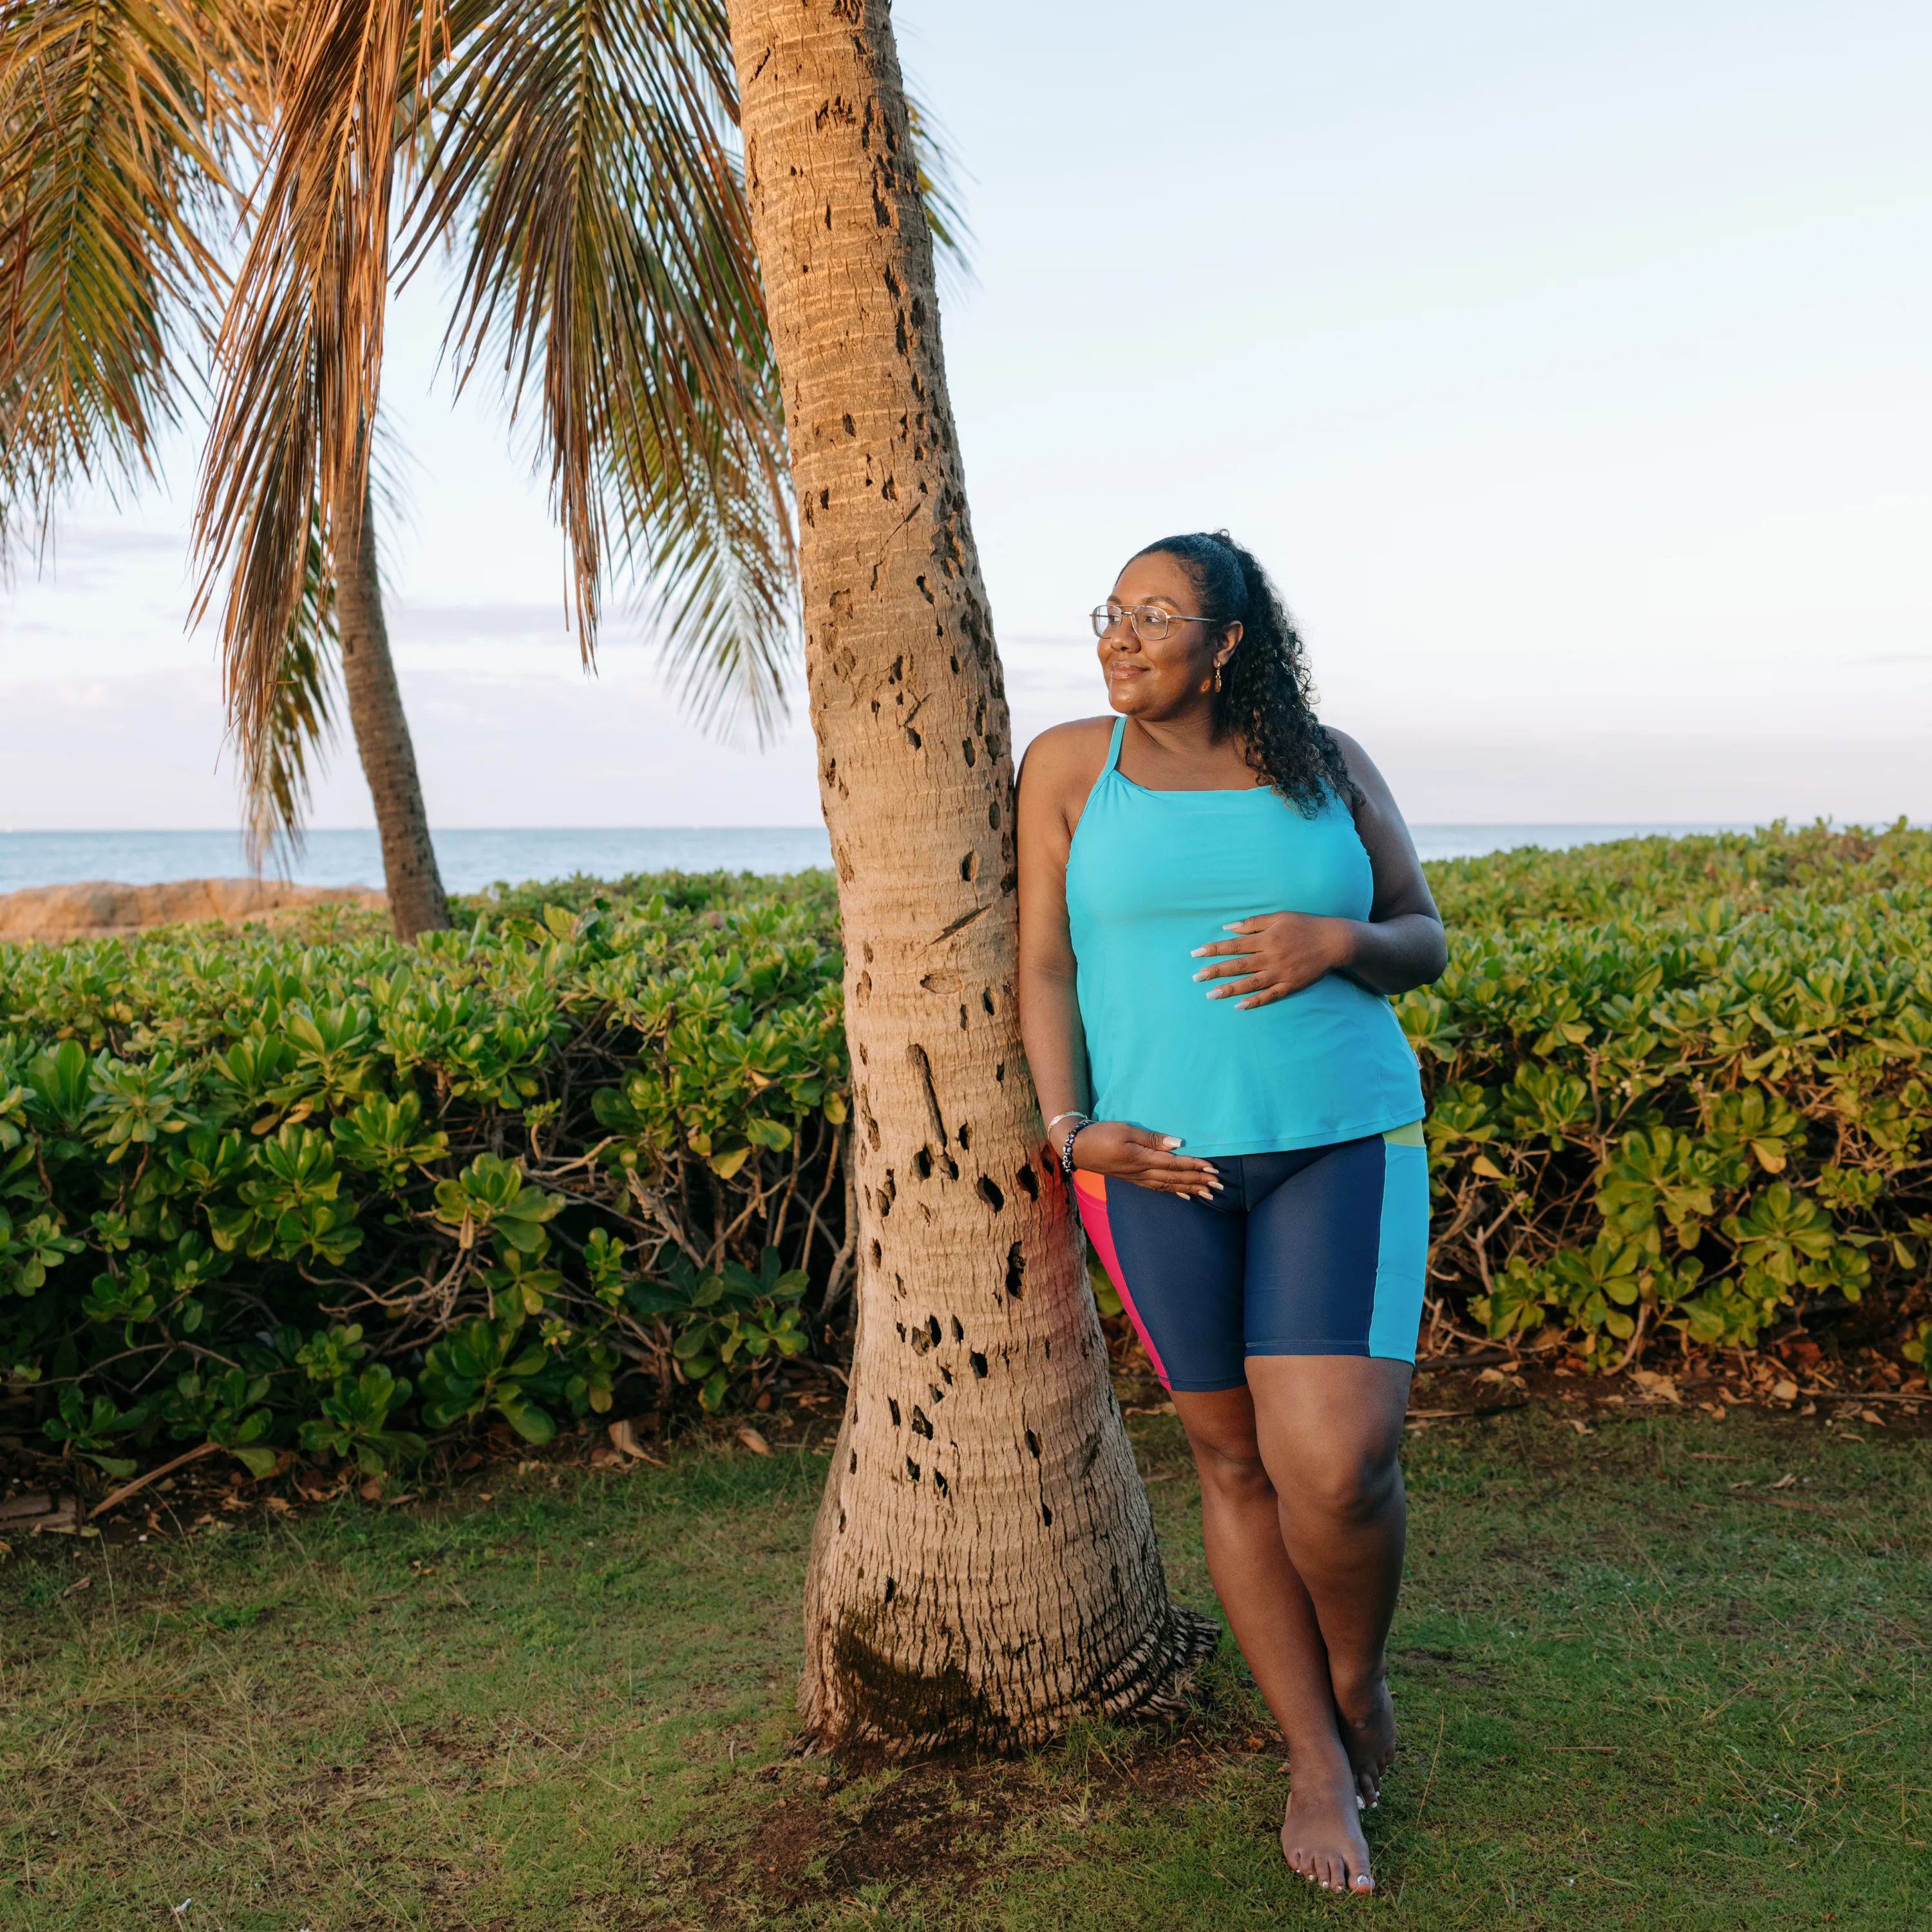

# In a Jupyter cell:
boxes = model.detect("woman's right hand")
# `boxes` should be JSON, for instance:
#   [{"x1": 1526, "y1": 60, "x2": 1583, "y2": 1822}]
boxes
[{"x1": 1068, "y1": 1120, "x2": 1223, "y2": 1200}]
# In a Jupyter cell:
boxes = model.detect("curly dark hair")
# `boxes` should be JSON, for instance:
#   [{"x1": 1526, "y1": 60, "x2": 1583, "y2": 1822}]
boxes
[{"x1": 1132, "y1": 530, "x2": 1356, "y2": 813}]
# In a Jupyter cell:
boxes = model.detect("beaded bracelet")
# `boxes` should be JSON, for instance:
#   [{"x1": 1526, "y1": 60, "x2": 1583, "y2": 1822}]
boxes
[{"x1": 1059, "y1": 1119, "x2": 1094, "y2": 1178}]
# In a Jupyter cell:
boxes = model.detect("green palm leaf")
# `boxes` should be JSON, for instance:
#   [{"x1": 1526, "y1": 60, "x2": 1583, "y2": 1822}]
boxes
[
  {"x1": 239, "y1": 490, "x2": 339, "y2": 867},
  {"x1": 404, "y1": 0, "x2": 794, "y2": 731},
  {"x1": 0, "y1": 0, "x2": 236, "y2": 558}
]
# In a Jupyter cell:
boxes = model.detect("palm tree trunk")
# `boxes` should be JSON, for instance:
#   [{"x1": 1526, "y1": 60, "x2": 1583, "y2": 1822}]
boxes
[
  {"x1": 727, "y1": 0, "x2": 1216, "y2": 1751},
  {"x1": 335, "y1": 473, "x2": 450, "y2": 942}
]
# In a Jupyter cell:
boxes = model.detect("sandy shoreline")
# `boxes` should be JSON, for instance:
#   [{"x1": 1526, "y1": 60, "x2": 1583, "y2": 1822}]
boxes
[{"x1": 0, "y1": 878, "x2": 386, "y2": 945}]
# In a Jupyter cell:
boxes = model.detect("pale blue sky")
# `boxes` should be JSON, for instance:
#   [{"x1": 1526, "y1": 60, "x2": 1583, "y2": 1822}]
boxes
[{"x1": 3, "y1": 0, "x2": 1927, "y2": 829}]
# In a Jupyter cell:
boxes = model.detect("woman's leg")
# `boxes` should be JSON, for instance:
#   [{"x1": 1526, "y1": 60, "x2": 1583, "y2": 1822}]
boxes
[
  {"x1": 1244, "y1": 1356, "x2": 1412, "y2": 1804},
  {"x1": 1173, "y1": 1387, "x2": 1376, "y2": 1895},
  {"x1": 1079, "y1": 1156, "x2": 1400, "y2": 1893},
  {"x1": 1238, "y1": 1135, "x2": 1424, "y2": 1806}
]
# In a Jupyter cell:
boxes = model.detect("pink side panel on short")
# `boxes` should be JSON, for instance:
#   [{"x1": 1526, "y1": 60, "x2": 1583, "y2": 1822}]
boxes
[{"x1": 1074, "y1": 1170, "x2": 1173, "y2": 1390}]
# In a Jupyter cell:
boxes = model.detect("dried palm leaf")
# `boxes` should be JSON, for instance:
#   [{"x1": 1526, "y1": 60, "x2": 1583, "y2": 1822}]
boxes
[{"x1": 193, "y1": 0, "x2": 445, "y2": 754}]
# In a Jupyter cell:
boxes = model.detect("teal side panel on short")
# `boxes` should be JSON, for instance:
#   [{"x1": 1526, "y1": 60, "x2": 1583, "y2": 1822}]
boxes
[{"x1": 1367, "y1": 1141, "x2": 1430, "y2": 1362}]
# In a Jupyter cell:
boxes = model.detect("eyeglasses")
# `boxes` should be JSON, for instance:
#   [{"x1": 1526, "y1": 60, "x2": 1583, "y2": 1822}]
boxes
[{"x1": 1090, "y1": 601, "x2": 1216, "y2": 644}]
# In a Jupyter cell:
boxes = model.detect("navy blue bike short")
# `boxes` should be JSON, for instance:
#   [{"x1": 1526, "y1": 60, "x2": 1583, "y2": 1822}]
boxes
[{"x1": 1074, "y1": 1126, "x2": 1429, "y2": 1392}]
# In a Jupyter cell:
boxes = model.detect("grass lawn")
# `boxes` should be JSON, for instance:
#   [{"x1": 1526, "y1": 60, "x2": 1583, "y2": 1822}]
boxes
[{"x1": 2, "y1": 1395, "x2": 1927, "y2": 1931}]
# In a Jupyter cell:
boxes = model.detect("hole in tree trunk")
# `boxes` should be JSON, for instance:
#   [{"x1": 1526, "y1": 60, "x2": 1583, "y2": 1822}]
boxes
[
  {"x1": 1005, "y1": 1243, "x2": 1025, "y2": 1297},
  {"x1": 978, "y1": 1176, "x2": 1005, "y2": 1212},
  {"x1": 970, "y1": 1352, "x2": 988, "y2": 1378}
]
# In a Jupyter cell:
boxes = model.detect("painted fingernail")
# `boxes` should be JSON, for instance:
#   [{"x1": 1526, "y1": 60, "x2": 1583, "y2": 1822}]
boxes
[{"x1": 1160, "y1": 1137, "x2": 1181, "y2": 1148}]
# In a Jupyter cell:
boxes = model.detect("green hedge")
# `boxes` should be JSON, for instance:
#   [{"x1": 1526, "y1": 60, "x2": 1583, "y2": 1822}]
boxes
[
  {"x1": 1425, "y1": 815, "x2": 1932, "y2": 929},
  {"x1": 3, "y1": 824, "x2": 1929, "y2": 1484},
  {"x1": 1403, "y1": 822, "x2": 1932, "y2": 1367},
  {"x1": 1, "y1": 878, "x2": 848, "y2": 1479}
]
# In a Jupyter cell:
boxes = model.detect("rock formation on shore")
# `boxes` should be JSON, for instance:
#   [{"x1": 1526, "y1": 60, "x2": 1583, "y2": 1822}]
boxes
[{"x1": 0, "y1": 878, "x2": 387, "y2": 945}]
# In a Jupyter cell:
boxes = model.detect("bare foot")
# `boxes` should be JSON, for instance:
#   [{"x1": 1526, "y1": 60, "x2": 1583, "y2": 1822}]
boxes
[
  {"x1": 1334, "y1": 1664, "x2": 1396, "y2": 1808},
  {"x1": 1281, "y1": 1772, "x2": 1375, "y2": 1895}
]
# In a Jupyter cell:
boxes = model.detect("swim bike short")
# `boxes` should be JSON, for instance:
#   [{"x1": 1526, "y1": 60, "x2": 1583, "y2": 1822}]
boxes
[{"x1": 1074, "y1": 1125, "x2": 1429, "y2": 1391}]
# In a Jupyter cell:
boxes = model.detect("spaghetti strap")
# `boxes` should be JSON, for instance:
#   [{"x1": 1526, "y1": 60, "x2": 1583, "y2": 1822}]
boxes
[{"x1": 1101, "y1": 715, "x2": 1127, "y2": 775}]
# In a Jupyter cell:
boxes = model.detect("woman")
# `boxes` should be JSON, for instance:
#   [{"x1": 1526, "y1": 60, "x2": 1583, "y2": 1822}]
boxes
[{"x1": 1016, "y1": 531, "x2": 1446, "y2": 1898}]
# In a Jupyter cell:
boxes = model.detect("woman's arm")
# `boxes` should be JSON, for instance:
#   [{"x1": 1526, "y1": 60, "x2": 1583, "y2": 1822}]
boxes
[
  {"x1": 1017, "y1": 724, "x2": 1222, "y2": 1199},
  {"x1": 1188, "y1": 730, "x2": 1446, "y2": 1007},
  {"x1": 1329, "y1": 729, "x2": 1448, "y2": 995},
  {"x1": 1014, "y1": 734, "x2": 1092, "y2": 1134}
]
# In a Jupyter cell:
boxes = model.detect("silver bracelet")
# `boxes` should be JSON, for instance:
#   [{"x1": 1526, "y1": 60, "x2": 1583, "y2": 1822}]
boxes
[{"x1": 1045, "y1": 1109, "x2": 1091, "y2": 1135}]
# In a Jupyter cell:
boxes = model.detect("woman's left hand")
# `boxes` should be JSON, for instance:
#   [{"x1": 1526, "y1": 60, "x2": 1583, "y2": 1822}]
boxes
[{"x1": 1191, "y1": 911, "x2": 1356, "y2": 1009}]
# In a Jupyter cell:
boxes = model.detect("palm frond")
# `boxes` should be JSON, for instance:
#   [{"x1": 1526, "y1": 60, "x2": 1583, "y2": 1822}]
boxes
[
  {"x1": 193, "y1": 0, "x2": 443, "y2": 753},
  {"x1": 193, "y1": 0, "x2": 974, "y2": 761},
  {"x1": 240, "y1": 488, "x2": 339, "y2": 867},
  {"x1": 403, "y1": 0, "x2": 784, "y2": 674},
  {"x1": 605, "y1": 367, "x2": 794, "y2": 740},
  {"x1": 0, "y1": 0, "x2": 236, "y2": 559}
]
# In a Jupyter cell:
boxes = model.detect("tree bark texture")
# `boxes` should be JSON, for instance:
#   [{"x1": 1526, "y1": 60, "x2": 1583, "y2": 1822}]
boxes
[
  {"x1": 728, "y1": 0, "x2": 1217, "y2": 1751},
  {"x1": 335, "y1": 475, "x2": 451, "y2": 942}
]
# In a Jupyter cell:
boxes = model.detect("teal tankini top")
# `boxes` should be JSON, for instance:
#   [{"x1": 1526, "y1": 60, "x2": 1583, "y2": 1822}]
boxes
[{"x1": 1065, "y1": 717, "x2": 1423, "y2": 1157}]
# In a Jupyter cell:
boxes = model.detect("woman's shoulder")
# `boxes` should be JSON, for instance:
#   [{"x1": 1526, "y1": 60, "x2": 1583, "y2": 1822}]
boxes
[
  {"x1": 1018, "y1": 716, "x2": 1117, "y2": 794},
  {"x1": 1017, "y1": 717, "x2": 1121, "y2": 847},
  {"x1": 1318, "y1": 725, "x2": 1397, "y2": 813}
]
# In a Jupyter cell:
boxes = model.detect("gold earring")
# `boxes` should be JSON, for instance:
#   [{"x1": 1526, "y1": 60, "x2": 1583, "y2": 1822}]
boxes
[{"x1": 1213, "y1": 664, "x2": 1222, "y2": 693}]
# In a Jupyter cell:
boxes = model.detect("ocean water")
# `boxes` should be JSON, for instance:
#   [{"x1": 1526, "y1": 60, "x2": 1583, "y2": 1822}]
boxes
[{"x1": 0, "y1": 824, "x2": 1757, "y2": 896}]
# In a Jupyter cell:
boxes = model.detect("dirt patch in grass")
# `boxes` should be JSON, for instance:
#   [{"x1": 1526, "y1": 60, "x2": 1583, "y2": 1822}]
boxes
[{"x1": 687, "y1": 1725, "x2": 1245, "y2": 1920}]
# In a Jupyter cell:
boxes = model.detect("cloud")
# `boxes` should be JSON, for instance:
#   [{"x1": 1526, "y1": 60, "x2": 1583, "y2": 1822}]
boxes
[
  {"x1": 392, "y1": 601, "x2": 652, "y2": 646},
  {"x1": 39, "y1": 525, "x2": 190, "y2": 564}
]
